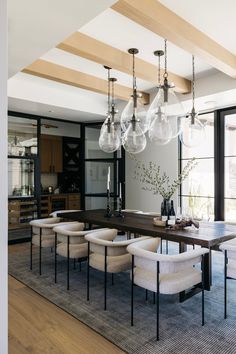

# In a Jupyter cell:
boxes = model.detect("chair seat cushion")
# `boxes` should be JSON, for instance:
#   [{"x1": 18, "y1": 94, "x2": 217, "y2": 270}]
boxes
[
  {"x1": 133, "y1": 267, "x2": 201, "y2": 295},
  {"x1": 32, "y1": 234, "x2": 55, "y2": 248},
  {"x1": 227, "y1": 259, "x2": 236, "y2": 278},
  {"x1": 90, "y1": 253, "x2": 131, "y2": 273},
  {"x1": 56, "y1": 243, "x2": 88, "y2": 259}
]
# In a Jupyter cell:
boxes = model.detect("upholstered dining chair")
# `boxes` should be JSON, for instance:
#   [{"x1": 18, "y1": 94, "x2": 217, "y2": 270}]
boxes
[
  {"x1": 29, "y1": 217, "x2": 76, "y2": 275},
  {"x1": 52, "y1": 223, "x2": 108, "y2": 290},
  {"x1": 50, "y1": 209, "x2": 81, "y2": 217},
  {"x1": 85, "y1": 229, "x2": 150, "y2": 310},
  {"x1": 219, "y1": 238, "x2": 236, "y2": 318},
  {"x1": 127, "y1": 238, "x2": 209, "y2": 340}
]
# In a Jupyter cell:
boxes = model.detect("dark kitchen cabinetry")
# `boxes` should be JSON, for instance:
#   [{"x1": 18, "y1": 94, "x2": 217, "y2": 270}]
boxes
[
  {"x1": 40, "y1": 134, "x2": 62, "y2": 173},
  {"x1": 58, "y1": 137, "x2": 82, "y2": 193}
]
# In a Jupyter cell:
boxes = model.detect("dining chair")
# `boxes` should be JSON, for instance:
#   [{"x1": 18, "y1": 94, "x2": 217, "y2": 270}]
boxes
[
  {"x1": 53, "y1": 223, "x2": 108, "y2": 290},
  {"x1": 85, "y1": 228, "x2": 150, "y2": 310},
  {"x1": 50, "y1": 209, "x2": 81, "y2": 217},
  {"x1": 29, "y1": 217, "x2": 76, "y2": 275},
  {"x1": 219, "y1": 238, "x2": 236, "y2": 318},
  {"x1": 127, "y1": 238, "x2": 209, "y2": 340}
]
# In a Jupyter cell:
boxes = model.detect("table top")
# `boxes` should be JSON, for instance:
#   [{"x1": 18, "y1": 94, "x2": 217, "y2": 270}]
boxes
[{"x1": 59, "y1": 209, "x2": 236, "y2": 248}]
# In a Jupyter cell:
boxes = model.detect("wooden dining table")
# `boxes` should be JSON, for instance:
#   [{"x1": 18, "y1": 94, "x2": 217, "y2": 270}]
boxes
[{"x1": 59, "y1": 209, "x2": 236, "y2": 301}]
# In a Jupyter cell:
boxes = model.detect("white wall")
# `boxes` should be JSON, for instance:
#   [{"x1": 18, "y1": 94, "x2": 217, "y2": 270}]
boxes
[
  {"x1": 125, "y1": 137, "x2": 178, "y2": 212},
  {"x1": 0, "y1": 0, "x2": 8, "y2": 352}
]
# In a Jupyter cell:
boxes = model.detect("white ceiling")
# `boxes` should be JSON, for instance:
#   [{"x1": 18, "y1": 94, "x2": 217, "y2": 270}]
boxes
[
  {"x1": 8, "y1": 1, "x2": 236, "y2": 121},
  {"x1": 8, "y1": 0, "x2": 117, "y2": 77},
  {"x1": 159, "y1": 0, "x2": 236, "y2": 55}
]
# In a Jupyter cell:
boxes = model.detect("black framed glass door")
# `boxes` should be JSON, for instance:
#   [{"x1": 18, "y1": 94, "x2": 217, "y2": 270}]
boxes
[{"x1": 83, "y1": 123, "x2": 125, "y2": 210}]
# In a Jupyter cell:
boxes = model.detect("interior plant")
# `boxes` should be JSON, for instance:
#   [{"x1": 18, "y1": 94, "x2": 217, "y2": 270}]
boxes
[{"x1": 133, "y1": 156, "x2": 197, "y2": 210}]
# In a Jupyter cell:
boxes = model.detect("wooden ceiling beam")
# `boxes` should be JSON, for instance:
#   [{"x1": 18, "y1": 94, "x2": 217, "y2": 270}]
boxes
[
  {"x1": 22, "y1": 59, "x2": 150, "y2": 104},
  {"x1": 112, "y1": 0, "x2": 236, "y2": 78},
  {"x1": 57, "y1": 32, "x2": 191, "y2": 94}
]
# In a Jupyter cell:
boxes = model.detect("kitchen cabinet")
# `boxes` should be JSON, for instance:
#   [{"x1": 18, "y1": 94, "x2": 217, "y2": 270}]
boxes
[{"x1": 40, "y1": 135, "x2": 62, "y2": 173}]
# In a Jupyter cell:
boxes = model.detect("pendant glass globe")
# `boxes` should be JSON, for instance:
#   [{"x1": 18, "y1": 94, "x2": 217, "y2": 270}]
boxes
[
  {"x1": 148, "y1": 107, "x2": 172, "y2": 145},
  {"x1": 101, "y1": 115, "x2": 121, "y2": 138},
  {"x1": 121, "y1": 97, "x2": 148, "y2": 133},
  {"x1": 180, "y1": 114, "x2": 205, "y2": 148},
  {"x1": 99, "y1": 124, "x2": 121, "y2": 153},
  {"x1": 122, "y1": 121, "x2": 146, "y2": 154},
  {"x1": 147, "y1": 87, "x2": 184, "y2": 137}
]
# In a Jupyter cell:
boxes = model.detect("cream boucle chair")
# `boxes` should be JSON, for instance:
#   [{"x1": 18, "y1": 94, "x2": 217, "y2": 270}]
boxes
[
  {"x1": 85, "y1": 229, "x2": 150, "y2": 310},
  {"x1": 127, "y1": 238, "x2": 209, "y2": 340},
  {"x1": 50, "y1": 210, "x2": 81, "y2": 218},
  {"x1": 29, "y1": 217, "x2": 76, "y2": 275},
  {"x1": 219, "y1": 238, "x2": 236, "y2": 318},
  {"x1": 52, "y1": 223, "x2": 108, "y2": 290}
]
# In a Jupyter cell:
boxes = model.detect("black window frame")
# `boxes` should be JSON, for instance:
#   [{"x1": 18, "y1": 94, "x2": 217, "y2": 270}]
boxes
[{"x1": 179, "y1": 106, "x2": 236, "y2": 221}]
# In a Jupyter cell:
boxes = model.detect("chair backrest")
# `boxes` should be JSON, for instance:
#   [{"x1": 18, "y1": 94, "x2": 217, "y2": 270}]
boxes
[
  {"x1": 53, "y1": 222, "x2": 85, "y2": 244},
  {"x1": 30, "y1": 217, "x2": 61, "y2": 235},
  {"x1": 127, "y1": 238, "x2": 202, "y2": 274},
  {"x1": 85, "y1": 229, "x2": 132, "y2": 256},
  {"x1": 50, "y1": 210, "x2": 81, "y2": 217}
]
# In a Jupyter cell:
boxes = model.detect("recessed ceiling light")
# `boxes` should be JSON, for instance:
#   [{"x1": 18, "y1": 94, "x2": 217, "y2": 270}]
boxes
[{"x1": 48, "y1": 110, "x2": 54, "y2": 113}]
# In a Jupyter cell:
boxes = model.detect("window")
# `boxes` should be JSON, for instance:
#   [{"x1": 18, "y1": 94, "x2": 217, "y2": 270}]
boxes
[
  {"x1": 224, "y1": 113, "x2": 236, "y2": 222},
  {"x1": 179, "y1": 112, "x2": 215, "y2": 220}
]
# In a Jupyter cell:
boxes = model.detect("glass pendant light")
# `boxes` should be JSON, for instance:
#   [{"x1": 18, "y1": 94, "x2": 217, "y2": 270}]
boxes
[
  {"x1": 180, "y1": 55, "x2": 205, "y2": 148},
  {"x1": 121, "y1": 49, "x2": 148, "y2": 134},
  {"x1": 99, "y1": 67, "x2": 120, "y2": 153},
  {"x1": 147, "y1": 40, "x2": 185, "y2": 145},
  {"x1": 122, "y1": 48, "x2": 146, "y2": 154}
]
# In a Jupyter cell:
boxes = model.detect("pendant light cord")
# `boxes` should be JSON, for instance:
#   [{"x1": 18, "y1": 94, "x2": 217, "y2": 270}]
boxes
[
  {"x1": 107, "y1": 68, "x2": 111, "y2": 116},
  {"x1": 164, "y1": 39, "x2": 168, "y2": 80},
  {"x1": 192, "y1": 55, "x2": 195, "y2": 111}
]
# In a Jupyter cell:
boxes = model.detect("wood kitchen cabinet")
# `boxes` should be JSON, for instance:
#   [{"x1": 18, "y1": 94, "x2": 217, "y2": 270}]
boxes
[{"x1": 40, "y1": 135, "x2": 62, "y2": 173}]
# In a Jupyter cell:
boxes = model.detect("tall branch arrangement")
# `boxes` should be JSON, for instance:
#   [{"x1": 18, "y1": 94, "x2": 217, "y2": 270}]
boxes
[{"x1": 133, "y1": 157, "x2": 197, "y2": 200}]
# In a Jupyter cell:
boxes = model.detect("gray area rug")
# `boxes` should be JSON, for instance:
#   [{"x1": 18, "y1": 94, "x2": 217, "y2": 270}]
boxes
[{"x1": 8, "y1": 242, "x2": 236, "y2": 354}]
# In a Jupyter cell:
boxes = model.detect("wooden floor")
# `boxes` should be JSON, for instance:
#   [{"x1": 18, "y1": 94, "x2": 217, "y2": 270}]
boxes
[{"x1": 9, "y1": 244, "x2": 124, "y2": 354}]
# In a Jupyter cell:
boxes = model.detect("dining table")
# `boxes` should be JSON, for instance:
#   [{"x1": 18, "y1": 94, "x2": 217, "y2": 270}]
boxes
[{"x1": 59, "y1": 209, "x2": 236, "y2": 301}]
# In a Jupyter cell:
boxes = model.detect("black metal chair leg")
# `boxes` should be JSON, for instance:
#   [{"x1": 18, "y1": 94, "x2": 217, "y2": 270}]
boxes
[
  {"x1": 153, "y1": 292, "x2": 156, "y2": 304},
  {"x1": 39, "y1": 228, "x2": 42, "y2": 275},
  {"x1": 160, "y1": 239, "x2": 163, "y2": 254},
  {"x1": 224, "y1": 250, "x2": 227, "y2": 319},
  {"x1": 201, "y1": 255, "x2": 205, "y2": 326},
  {"x1": 104, "y1": 246, "x2": 107, "y2": 311},
  {"x1": 157, "y1": 261, "x2": 160, "y2": 341},
  {"x1": 87, "y1": 242, "x2": 90, "y2": 301},
  {"x1": 131, "y1": 255, "x2": 134, "y2": 326},
  {"x1": 30, "y1": 226, "x2": 33, "y2": 270},
  {"x1": 54, "y1": 233, "x2": 57, "y2": 283},
  {"x1": 67, "y1": 236, "x2": 70, "y2": 290},
  {"x1": 145, "y1": 289, "x2": 148, "y2": 301},
  {"x1": 166, "y1": 240, "x2": 168, "y2": 254}
]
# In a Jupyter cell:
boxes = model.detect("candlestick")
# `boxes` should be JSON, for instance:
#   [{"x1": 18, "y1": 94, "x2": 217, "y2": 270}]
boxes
[{"x1": 117, "y1": 182, "x2": 124, "y2": 218}]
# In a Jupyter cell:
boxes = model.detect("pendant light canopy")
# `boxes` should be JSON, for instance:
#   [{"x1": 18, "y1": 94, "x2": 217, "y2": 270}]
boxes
[
  {"x1": 99, "y1": 67, "x2": 121, "y2": 153},
  {"x1": 122, "y1": 48, "x2": 146, "y2": 154},
  {"x1": 147, "y1": 40, "x2": 185, "y2": 145},
  {"x1": 180, "y1": 55, "x2": 205, "y2": 148}
]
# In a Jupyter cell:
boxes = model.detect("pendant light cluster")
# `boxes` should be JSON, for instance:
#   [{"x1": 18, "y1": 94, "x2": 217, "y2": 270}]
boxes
[{"x1": 99, "y1": 40, "x2": 205, "y2": 154}]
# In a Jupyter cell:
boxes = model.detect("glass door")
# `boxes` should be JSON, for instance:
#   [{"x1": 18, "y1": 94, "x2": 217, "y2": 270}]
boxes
[{"x1": 84, "y1": 124, "x2": 125, "y2": 210}]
